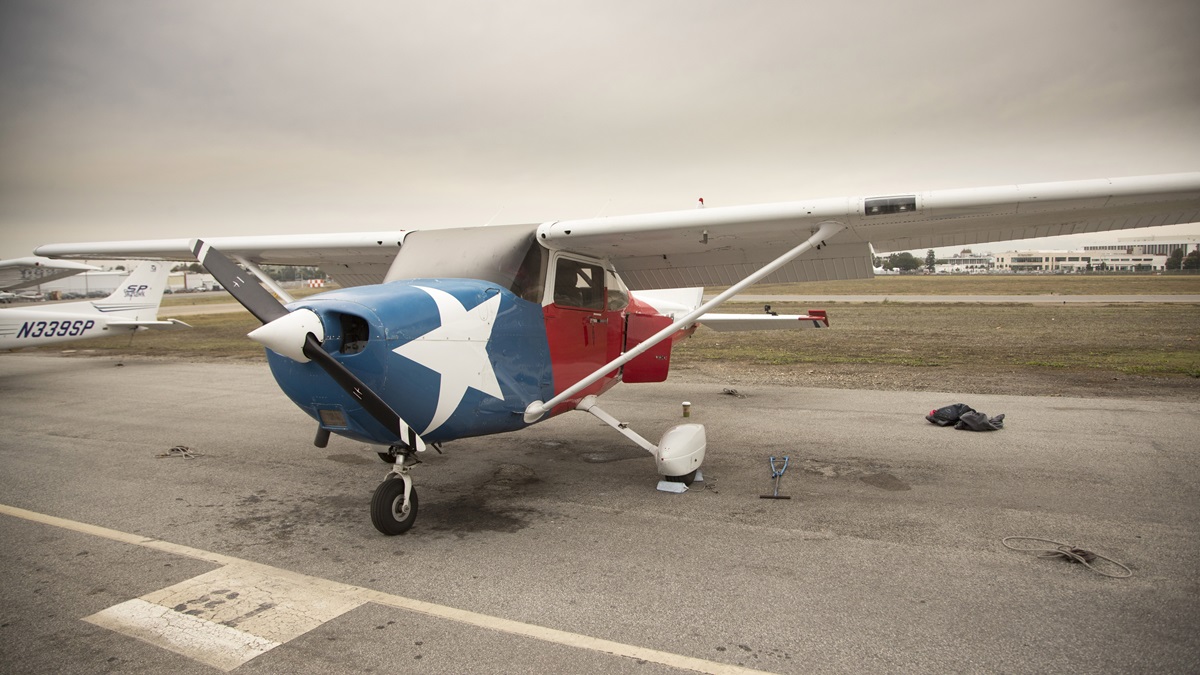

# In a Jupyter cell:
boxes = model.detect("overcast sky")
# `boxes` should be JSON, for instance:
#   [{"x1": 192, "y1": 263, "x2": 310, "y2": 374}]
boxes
[{"x1": 2, "y1": 0, "x2": 1198, "y2": 261}]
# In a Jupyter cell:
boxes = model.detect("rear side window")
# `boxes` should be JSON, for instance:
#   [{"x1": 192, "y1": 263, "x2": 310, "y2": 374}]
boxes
[
  {"x1": 605, "y1": 268, "x2": 629, "y2": 311},
  {"x1": 509, "y1": 241, "x2": 547, "y2": 303}
]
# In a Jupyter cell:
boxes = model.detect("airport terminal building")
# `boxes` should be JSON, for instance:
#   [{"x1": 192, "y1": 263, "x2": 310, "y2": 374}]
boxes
[
  {"x1": 937, "y1": 237, "x2": 1196, "y2": 273},
  {"x1": 990, "y1": 251, "x2": 1167, "y2": 273},
  {"x1": 1083, "y1": 235, "x2": 1200, "y2": 257},
  {"x1": 933, "y1": 252, "x2": 994, "y2": 274}
]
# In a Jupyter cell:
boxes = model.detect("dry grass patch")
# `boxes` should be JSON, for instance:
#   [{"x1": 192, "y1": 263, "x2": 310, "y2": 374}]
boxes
[
  {"x1": 732, "y1": 274, "x2": 1200, "y2": 296},
  {"x1": 677, "y1": 301, "x2": 1200, "y2": 377},
  {"x1": 23, "y1": 298, "x2": 1200, "y2": 399}
]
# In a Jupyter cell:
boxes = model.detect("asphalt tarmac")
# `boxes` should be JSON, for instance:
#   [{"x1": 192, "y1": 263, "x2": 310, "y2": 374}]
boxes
[{"x1": 1, "y1": 354, "x2": 1197, "y2": 674}]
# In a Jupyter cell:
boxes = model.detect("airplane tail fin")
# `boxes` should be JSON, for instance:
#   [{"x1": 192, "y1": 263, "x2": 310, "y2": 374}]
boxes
[{"x1": 90, "y1": 261, "x2": 172, "y2": 320}]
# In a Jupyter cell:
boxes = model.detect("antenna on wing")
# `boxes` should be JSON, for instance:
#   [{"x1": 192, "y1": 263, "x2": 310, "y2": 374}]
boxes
[{"x1": 482, "y1": 205, "x2": 506, "y2": 227}]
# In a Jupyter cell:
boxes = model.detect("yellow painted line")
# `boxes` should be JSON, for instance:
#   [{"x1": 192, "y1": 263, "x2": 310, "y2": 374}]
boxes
[
  {"x1": 0, "y1": 503, "x2": 238, "y2": 566},
  {"x1": 0, "y1": 503, "x2": 775, "y2": 675}
]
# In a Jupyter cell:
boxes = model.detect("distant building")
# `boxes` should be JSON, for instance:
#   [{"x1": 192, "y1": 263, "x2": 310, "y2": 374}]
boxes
[
  {"x1": 934, "y1": 252, "x2": 994, "y2": 274},
  {"x1": 1083, "y1": 236, "x2": 1200, "y2": 257},
  {"x1": 992, "y1": 250, "x2": 1166, "y2": 272},
  {"x1": 1092, "y1": 252, "x2": 1168, "y2": 271},
  {"x1": 169, "y1": 272, "x2": 221, "y2": 292},
  {"x1": 36, "y1": 269, "x2": 128, "y2": 296}
]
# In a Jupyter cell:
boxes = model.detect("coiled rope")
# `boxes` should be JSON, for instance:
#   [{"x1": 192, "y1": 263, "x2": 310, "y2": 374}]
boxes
[
  {"x1": 157, "y1": 445, "x2": 202, "y2": 459},
  {"x1": 1002, "y1": 536, "x2": 1132, "y2": 578}
]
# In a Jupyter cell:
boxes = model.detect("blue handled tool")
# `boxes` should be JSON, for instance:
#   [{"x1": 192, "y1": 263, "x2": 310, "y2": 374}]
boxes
[{"x1": 760, "y1": 455, "x2": 791, "y2": 499}]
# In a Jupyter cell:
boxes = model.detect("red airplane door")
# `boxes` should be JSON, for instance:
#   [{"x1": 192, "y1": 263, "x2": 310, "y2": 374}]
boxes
[
  {"x1": 622, "y1": 311, "x2": 673, "y2": 383},
  {"x1": 542, "y1": 254, "x2": 622, "y2": 407}
]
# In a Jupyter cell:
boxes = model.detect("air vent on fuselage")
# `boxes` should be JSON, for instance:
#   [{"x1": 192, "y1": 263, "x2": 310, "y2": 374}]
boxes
[{"x1": 339, "y1": 313, "x2": 370, "y2": 354}]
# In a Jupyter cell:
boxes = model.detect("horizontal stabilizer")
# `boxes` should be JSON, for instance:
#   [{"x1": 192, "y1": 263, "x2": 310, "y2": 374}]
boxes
[
  {"x1": 106, "y1": 318, "x2": 192, "y2": 330},
  {"x1": 700, "y1": 311, "x2": 828, "y2": 331},
  {"x1": 629, "y1": 288, "x2": 704, "y2": 318}
]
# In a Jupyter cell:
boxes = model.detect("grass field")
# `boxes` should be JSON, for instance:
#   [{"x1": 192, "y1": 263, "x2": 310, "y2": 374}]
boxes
[
  {"x1": 158, "y1": 273, "x2": 1200, "y2": 307},
  {"x1": 718, "y1": 273, "x2": 1200, "y2": 295},
  {"x1": 676, "y1": 301, "x2": 1200, "y2": 377},
  {"x1": 21, "y1": 275, "x2": 1200, "y2": 399},
  {"x1": 159, "y1": 286, "x2": 329, "y2": 307}
]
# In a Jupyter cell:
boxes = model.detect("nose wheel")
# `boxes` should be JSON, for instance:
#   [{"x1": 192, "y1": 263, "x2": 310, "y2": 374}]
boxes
[{"x1": 370, "y1": 449, "x2": 420, "y2": 535}]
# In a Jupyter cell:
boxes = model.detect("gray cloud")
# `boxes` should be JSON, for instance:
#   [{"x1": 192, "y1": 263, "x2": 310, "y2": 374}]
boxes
[{"x1": 2, "y1": 0, "x2": 1198, "y2": 259}]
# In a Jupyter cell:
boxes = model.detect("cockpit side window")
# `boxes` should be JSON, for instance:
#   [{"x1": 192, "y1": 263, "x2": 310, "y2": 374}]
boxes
[{"x1": 552, "y1": 257, "x2": 605, "y2": 310}]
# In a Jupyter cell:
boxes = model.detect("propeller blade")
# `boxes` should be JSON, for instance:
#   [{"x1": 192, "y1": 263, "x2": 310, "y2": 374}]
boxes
[
  {"x1": 190, "y1": 239, "x2": 288, "y2": 324},
  {"x1": 301, "y1": 333, "x2": 427, "y2": 452},
  {"x1": 191, "y1": 240, "x2": 425, "y2": 451}
]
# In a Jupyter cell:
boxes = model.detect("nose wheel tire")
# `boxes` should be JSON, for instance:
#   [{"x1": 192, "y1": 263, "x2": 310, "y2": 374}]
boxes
[{"x1": 370, "y1": 477, "x2": 418, "y2": 535}]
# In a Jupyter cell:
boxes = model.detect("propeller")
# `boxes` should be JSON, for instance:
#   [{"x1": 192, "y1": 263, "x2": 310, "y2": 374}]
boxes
[
  {"x1": 190, "y1": 240, "x2": 288, "y2": 324},
  {"x1": 190, "y1": 239, "x2": 426, "y2": 452}
]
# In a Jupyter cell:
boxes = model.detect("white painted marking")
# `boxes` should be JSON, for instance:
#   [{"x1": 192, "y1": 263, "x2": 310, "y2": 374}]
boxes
[
  {"x1": 0, "y1": 503, "x2": 774, "y2": 675},
  {"x1": 139, "y1": 563, "x2": 366, "y2": 644},
  {"x1": 82, "y1": 563, "x2": 367, "y2": 670},
  {"x1": 86, "y1": 598, "x2": 280, "y2": 672}
]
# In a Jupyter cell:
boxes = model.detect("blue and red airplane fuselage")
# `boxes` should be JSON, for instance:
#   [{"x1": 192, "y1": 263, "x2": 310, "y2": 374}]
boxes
[{"x1": 266, "y1": 278, "x2": 683, "y2": 446}]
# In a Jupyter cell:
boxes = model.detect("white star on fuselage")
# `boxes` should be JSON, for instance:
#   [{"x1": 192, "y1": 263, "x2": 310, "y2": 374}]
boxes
[{"x1": 392, "y1": 286, "x2": 504, "y2": 435}]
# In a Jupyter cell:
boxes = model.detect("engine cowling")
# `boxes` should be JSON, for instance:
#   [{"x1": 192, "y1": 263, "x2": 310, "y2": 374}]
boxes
[{"x1": 263, "y1": 279, "x2": 554, "y2": 445}]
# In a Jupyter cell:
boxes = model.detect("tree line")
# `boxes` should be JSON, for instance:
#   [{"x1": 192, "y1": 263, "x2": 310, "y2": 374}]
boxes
[
  {"x1": 172, "y1": 263, "x2": 327, "y2": 280},
  {"x1": 872, "y1": 251, "x2": 929, "y2": 272},
  {"x1": 1167, "y1": 248, "x2": 1200, "y2": 270}
]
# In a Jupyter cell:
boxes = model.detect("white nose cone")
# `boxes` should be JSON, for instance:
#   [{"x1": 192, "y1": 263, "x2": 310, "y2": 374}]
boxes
[{"x1": 248, "y1": 308, "x2": 325, "y2": 362}]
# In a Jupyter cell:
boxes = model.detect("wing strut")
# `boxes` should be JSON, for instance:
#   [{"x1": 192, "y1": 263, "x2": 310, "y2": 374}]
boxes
[
  {"x1": 523, "y1": 220, "x2": 846, "y2": 422},
  {"x1": 232, "y1": 254, "x2": 295, "y2": 304}
]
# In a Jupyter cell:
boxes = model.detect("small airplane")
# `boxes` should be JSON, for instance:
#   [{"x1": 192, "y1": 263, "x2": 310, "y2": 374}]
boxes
[
  {"x1": 0, "y1": 261, "x2": 189, "y2": 350},
  {"x1": 35, "y1": 172, "x2": 1200, "y2": 535}
]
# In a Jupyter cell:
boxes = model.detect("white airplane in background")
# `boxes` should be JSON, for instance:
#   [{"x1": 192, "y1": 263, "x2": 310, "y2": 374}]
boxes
[
  {"x1": 35, "y1": 172, "x2": 1200, "y2": 535},
  {"x1": 0, "y1": 256, "x2": 100, "y2": 292},
  {"x1": 0, "y1": 260, "x2": 189, "y2": 350}
]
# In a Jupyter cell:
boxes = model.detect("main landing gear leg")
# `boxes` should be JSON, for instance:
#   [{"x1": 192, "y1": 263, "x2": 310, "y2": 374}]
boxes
[
  {"x1": 370, "y1": 446, "x2": 420, "y2": 535},
  {"x1": 575, "y1": 395, "x2": 707, "y2": 491}
]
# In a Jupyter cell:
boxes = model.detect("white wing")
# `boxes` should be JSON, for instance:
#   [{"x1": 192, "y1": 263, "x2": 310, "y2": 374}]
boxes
[
  {"x1": 535, "y1": 173, "x2": 1200, "y2": 290},
  {"x1": 0, "y1": 257, "x2": 100, "y2": 291},
  {"x1": 33, "y1": 173, "x2": 1200, "y2": 291},
  {"x1": 36, "y1": 232, "x2": 410, "y2": 288}
]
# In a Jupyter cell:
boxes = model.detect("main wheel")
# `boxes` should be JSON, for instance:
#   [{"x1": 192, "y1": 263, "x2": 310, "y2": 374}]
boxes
[{"x1": 370, "y1": 477, "x2": 418, "y2": 535}]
